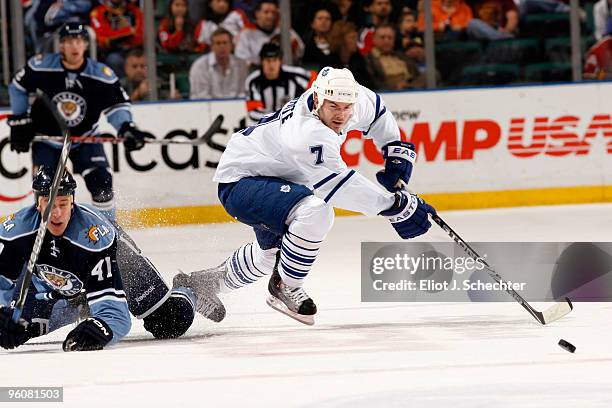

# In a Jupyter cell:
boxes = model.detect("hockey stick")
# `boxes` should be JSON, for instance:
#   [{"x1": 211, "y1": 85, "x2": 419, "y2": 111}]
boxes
[
  {"x1": 12, "y1": 90, "x2": 73, "y2": 322},
  {"x1": 430, "y1": 213, "x2": 573, "y2": 325},
  {"x1": 32, "y1": 114, "x2": 225, "y2": 146}
]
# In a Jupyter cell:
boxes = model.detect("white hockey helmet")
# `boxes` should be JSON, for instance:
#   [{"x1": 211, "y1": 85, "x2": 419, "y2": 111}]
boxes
[{"x1": 312, "y1": 67, "x2": 358, "y2": 111}]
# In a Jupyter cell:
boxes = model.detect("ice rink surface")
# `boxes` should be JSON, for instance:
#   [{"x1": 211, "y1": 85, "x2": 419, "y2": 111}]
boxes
[{"x1": 2, "y1": 203, "x2": 612, "y2": 407}]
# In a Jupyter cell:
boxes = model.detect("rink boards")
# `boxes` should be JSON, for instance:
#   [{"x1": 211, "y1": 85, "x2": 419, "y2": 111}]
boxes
[{"x1": 1, "y1": 82, "x2": 611, "y2": 226}]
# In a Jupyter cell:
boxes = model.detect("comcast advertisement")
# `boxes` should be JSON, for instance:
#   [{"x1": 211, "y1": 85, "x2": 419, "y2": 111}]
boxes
[{"x1": 2, "y1": 81, "x2": 612, "y2": 216}]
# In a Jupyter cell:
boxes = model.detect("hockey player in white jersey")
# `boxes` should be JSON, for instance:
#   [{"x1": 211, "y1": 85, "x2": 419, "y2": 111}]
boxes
[{"x1": 175, "y1": 67, "x2": 435, "y2": 325}]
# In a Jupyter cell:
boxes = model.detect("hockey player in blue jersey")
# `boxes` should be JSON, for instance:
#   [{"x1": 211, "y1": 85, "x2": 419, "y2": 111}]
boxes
[
  {"x1": 7, "y1": 22, "x2": 150, "y2": 221},
  {"x1": 0, "y1": 167, "x2": 205, "y2": 351},
  {"x1": 175, "y1": 67, "x2": 435, "y2": 325}
]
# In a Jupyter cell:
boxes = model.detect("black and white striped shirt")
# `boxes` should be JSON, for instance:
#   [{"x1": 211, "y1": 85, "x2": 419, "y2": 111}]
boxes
[{"x1": 245, "y1": 65, "x2": 314, "y2": 124}]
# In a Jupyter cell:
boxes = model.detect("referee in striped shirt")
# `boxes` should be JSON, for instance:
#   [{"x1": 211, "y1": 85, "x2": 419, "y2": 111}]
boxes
[{"x1": 245, "y1": 42, "x2": 316, "y2": 124}]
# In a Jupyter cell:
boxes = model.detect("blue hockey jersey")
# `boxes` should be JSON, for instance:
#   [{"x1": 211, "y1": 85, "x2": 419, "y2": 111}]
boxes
[{"x1": 0, "y1": 203, "x2": 131, "y2": 343}]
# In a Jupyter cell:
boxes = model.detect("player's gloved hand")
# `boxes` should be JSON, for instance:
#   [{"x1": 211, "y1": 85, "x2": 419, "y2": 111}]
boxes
[
  {"x1": 7, "y1": 113, "x2": 35, "y2": 153},
  {"x1": 0, "y1": 306, "x2": 29, "y2": 350},
  {"x1": 119, "y1": 122, "x2": 152, "y2": 152},
  {"x1": 62, "y1": 317, "x2": 113, "y2": 352},
  {"x1": 380, "y1": 191, "x2": 435, "y2": 239},
  {"x1": 376, "y1": 141, "x2": 416, "y2": 192}
]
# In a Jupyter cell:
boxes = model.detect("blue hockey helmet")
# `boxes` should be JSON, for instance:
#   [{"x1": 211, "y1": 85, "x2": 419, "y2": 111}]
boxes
[
  {"x1": 58, "y1": 22, "x2": 89, "y2": 43},
  {"x1": 32, "y1": 166, "x2": 77, "y2": 201}
]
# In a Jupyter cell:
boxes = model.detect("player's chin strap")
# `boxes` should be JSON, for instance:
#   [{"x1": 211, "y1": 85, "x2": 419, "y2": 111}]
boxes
[{"x1": 396, "y1": 180, "x2": 573, "y2": 325}]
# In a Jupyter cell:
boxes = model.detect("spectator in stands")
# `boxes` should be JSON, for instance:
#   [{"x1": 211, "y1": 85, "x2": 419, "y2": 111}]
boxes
[
  {"x1": 358, "y1": 0, "x2": 394, "y2": 55},
  {"x1": 189, "y1": 28, "x2": 249, "y2": 99},
  {"x1": 25, "y1": 0, "x2": 93, "y2": 52},
  {"x1": 244, "y1": 42, "x2": 314, "y2": 124},
  {"x1": 90, "y1": 0, "x2": 143, "y2": 77},
  {"x1": 332, "y1": 0, "x2": 354, "y2": 20},
  {"x1": 466, "y1": 0, "x2": 518, "y2": 40},
  {"x1": 593, "y1": 0, "x2": 612, "y2": 41},
  {"x1": 397, "y1": 9, "x2": 422, "y2": 50},
  {"x1": 235, "y1": 0, "x2": 304, "y2": 66},
  {"x1": 584, "y1": 22, "x2": 612, "y2": 80},
  {"x1": 303, "y1": 7, "x2": 336, "y2": 69},
  {"x1": 397, "y1": 9, "x2": 425, "y2": 73},
  {"x1": 120, "y1": 47, "x2": 148, "y2": 101},
  {"x1": 328, "y1": 20, "x2": 375, "y2": 89},
  {"x1": 365, "y1": 23, "x2": 424, "y2": 90},
  {"x1": 158, "y1": 0, "x2": 200, "y2": 53},
  {"x1": 195, "y1": 0, "x2": 251, "y2": 51},
  {"x1": 121, "y1": 47, "x2": 181, "y2": 101},
  {"x1": 417, "y1": 0, "x2": 473, "y2": 41}
]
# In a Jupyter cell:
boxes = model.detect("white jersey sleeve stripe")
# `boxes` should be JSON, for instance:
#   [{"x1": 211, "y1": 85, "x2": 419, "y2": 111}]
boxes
[
  {"x1": 87, "y1": 288, "x2": 126, "y2": 298},
  {"x1": 88, "y1": 295, "x2": 128, "y2": 306}
]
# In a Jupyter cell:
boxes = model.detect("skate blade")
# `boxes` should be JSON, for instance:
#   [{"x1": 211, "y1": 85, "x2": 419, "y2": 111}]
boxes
[{"x1": 266, "y1": 296, "x2": 315, "y2": 326}]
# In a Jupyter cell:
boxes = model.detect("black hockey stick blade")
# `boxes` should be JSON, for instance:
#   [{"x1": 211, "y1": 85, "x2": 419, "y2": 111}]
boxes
[
  {"x1": 431, "y1": 213, "x2": 573, "y2": 325},
  {"x1": 199, "y1": 114, "x2": 225, "y2": 148},
  {"x1": 13, "y1": 90, "x2": 73, "y2": 322}
]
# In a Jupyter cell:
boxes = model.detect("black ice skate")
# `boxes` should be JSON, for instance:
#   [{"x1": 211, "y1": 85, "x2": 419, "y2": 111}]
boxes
[
  {"x1": 266, "y1": 266, "x2": 317, "y2": 326},
  {"x1": 173, "y1": 263, "x2": 226, "y2": 323}
]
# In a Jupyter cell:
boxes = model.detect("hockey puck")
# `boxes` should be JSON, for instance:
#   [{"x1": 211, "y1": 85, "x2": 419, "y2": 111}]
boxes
[{"x1": 558, "y1": 339, "x2": 576, "y2": 353}]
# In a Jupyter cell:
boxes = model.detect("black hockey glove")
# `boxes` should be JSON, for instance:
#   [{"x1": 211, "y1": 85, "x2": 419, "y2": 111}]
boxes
[
  {"x1": 376, "y1": 141, "x2": 416, "y2": 192},
  {"x1": 63, "y1": 317, "x2": 113, "y2": 352},
  {"x1": 7, "y1": 113, "x2": 35, "y2": 153},
  {"x1": 380, "y1": 191, "x2": 435, "y2": 239},
  {"x1": 0, "y1": 306, "x2": 29, "y2": 350},
  {"x1": 119, "y1": 122, "x2": 152, "y2": 152}
]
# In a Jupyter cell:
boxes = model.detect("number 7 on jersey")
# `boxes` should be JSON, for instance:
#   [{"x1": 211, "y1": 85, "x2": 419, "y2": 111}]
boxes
[{"x1": 310, "y1": 145, "x2": 324, "y2": 165}]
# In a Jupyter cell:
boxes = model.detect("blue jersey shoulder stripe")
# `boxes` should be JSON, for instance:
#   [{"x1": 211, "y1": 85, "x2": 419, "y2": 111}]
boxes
[
  {"x1": 313, "y1": 172, "x2": 339, "y2": 189},
  {"x1": 363, "y1": 94, "x2": 387, "y2": 136},
  {"x1": 323, "y1": 170, "x2": 356, "y2": 203}
]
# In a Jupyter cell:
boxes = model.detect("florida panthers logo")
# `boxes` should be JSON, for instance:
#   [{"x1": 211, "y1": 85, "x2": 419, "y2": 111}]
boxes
[
  {"x1": 36, "y1": 264, "x2": 84, "y2": 296},
  {"x1": 2, "y1": 214, "x2": 15, "y2": 232},
  {"x1": 87, "y1": 224, "x2": 110, "y2": 243},
  {"x1": 52, "y1": 92, "x2": 87, "y2": 127}
]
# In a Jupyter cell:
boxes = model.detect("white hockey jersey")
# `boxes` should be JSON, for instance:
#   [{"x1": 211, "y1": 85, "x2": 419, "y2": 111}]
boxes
[{"x1": 213, "y1": 85, "x2": 401, "y2": 217}]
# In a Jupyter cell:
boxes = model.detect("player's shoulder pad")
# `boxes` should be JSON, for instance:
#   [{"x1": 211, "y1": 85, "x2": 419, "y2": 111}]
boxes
[
  {"x1": 357, "y1": 83, "x2": 379, "y2": 108},
  {"x1": 27, "y1": 53, "x2": 63, "y2": 71},
  {"x1": 355, "y1": 84, "x2": 385, "y2": 124},
  {"x1": 63, "y1": 204, "x2": 116, "y2": 252},
  {"x1": 287, "y1": 104, "x2": 337, "y2": 149},
  {"x1": 81, "y1": 59, "x2": 119, "y2": 84},
  {"x1": 0, "y1": 206, "x2": 40, "y2": 241}
]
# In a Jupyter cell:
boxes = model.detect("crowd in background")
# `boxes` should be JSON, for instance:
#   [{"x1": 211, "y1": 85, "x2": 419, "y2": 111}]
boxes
[{"x1": 7, "y1": 0, "x2": 612, "y2": 103}]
